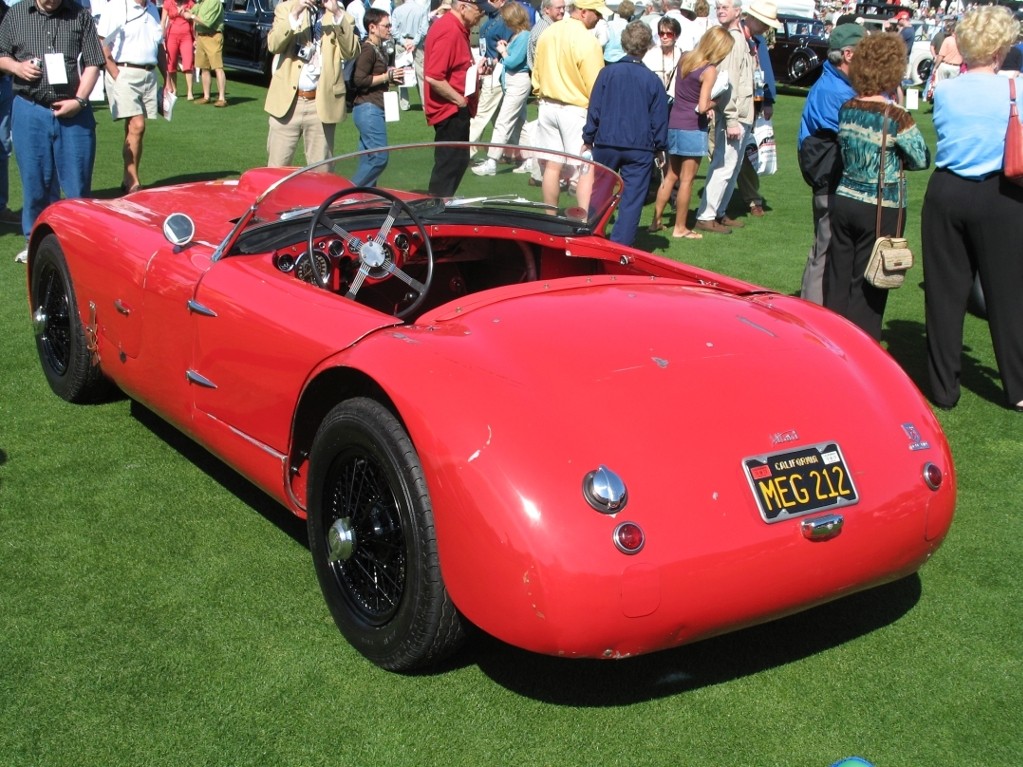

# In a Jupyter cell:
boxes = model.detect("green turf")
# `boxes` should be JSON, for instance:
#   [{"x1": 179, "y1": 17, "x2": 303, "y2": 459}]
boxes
[{"x1": 1, "y1": 76, "x2": 1020, "y2": 767}]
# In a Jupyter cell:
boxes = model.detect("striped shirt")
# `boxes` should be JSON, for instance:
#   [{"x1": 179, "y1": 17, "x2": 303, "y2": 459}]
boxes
[{"x1": 0, "y1": 0, "x2": 106, "y2": 105}]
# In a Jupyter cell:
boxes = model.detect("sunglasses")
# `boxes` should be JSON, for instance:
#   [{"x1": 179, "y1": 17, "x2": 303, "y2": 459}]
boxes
[{"x1": 659, "y1": 31, "x2": 676, "y2": 37}]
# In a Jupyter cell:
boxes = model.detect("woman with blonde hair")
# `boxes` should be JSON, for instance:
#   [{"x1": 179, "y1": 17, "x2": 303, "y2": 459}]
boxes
[
  {"x1": 923, "y1": 5, "x2": 1023, "y2": 411},
  {"x1": 649, "y1": 25, "x2": 733, "y2": 238}
]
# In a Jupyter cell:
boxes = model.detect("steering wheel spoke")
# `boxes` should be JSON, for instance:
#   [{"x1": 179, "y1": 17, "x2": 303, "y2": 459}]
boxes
[
  {"x1": 372, "y1": 200, "x2": 402, "y2": 247},
  {"x1": 307, "y1": 186, "x2": 434, "y2": 320}
]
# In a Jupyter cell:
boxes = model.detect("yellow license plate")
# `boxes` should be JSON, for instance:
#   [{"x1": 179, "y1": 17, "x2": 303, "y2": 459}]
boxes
[{"x1": 743, "y1": 442, "x2": 859, "y2": 523}]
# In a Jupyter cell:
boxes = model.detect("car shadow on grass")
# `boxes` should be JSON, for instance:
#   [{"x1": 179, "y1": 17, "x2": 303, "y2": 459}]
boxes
[
  {"x1": 126, "y1": 401, "x2": 924, "y2": 696},
  {"x1": 469, "y1": 574, "x2": 922, "y2": 704},
  {"x1": 129, "y1": 400, "x2": 309, "y2": 548}
]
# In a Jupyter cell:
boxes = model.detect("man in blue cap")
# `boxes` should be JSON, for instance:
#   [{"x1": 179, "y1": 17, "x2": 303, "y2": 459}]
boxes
[{"x1": 796, "y1": 21, "x2": 863, "y2": 304}]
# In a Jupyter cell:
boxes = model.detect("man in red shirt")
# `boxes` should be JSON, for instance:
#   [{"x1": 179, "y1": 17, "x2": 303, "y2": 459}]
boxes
[{"x1": 424, "y1": 0, "x2": 493, "y2": 195}]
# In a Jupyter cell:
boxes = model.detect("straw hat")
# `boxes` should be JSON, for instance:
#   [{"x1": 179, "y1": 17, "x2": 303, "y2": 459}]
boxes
[{"x1": 745, "y1": 0, "x2": 782, "y2": 30}]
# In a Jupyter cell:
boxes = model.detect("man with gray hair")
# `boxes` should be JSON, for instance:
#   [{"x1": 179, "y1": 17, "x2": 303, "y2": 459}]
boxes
[
  {"x1": 582, "y1": 20, "x2": 668, "y2": 244},
  {"x1": 528, "y1": 0, "x2": 566, "y2": 71},
  {"x1": 694, "y1": 0, "x2": 753, "y2": 234}
]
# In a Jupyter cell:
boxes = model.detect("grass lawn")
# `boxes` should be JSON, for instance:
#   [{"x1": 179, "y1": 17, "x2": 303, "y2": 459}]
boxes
[{"x1": 0, "y1": 75, "x2": 1020, "y2": 767}]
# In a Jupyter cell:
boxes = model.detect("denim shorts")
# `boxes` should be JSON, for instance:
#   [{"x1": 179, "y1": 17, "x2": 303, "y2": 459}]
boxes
[{"x1": 667, "y1": 128, "x2": 708, "y2": 158}]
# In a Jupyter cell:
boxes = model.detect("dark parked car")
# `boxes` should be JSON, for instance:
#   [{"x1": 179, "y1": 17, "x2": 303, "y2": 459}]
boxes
[
  {"x1": 771, "y1": 15, "x2": 830, "y2": 86},
  {"x1": 223, "y1": 0, "x2": 279, "y2": 78}
]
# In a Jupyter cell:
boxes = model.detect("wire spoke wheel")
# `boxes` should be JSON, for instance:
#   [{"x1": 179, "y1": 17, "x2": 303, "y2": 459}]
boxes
[
  {"x1": 325, "y1": 452, "x2": 408, "y2": 625},
  {"x1": 307, "y1": 398, "x2": 465, "y2": 671}
]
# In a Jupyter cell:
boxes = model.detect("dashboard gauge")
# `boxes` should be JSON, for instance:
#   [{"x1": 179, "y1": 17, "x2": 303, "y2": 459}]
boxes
[
  {"x1": 275, "y1": 252, "x2": 296, "y2": 273},
  {"x1": 327, "y1": 239, "x2": 346, "y2": 259},
  {"x1": 394, "y1": 233, "x2": 410, "y2": 253},
  {"x1": 296, "y1": 248, "x2": 331, "y2": 284}
]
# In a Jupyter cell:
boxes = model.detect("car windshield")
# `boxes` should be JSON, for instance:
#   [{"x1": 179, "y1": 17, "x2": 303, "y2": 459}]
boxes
[{"x1": 236, "y1": 142, "x2": 622, "y2": 243}]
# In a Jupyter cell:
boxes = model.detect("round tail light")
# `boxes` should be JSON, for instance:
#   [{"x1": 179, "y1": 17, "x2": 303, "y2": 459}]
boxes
[
  {"x1": 613, "y1": 522, "x2": 645, "y2": 554},
  {"x1": 923, "y1": 462, "x2": 943, "y2": 491}
]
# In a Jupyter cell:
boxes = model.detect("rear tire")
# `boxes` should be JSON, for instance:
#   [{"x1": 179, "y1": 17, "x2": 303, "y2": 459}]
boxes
[
  {"x1": 30, "y1": 235, "x2": 109, "y2": 403},
  {"x1": 307, "y1": 398, "x2": 465, "y2": 671}
]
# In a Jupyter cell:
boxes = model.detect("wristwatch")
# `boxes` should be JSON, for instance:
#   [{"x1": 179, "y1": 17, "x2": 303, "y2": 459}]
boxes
[{"x1": 75, "y1": 96, "x2": 89, "y2": 109}]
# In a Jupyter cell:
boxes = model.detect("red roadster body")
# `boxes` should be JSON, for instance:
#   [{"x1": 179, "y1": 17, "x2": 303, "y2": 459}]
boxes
[{"x1": 26, "y1": 144, "x2": 955, "y2": 671}]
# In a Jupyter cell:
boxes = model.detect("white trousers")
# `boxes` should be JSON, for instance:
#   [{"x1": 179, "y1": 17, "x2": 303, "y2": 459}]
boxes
[
  {"x1": 468, "y1": 74, "x2": 505, "y2": 143},
  {"x1": 486, "y1": 70, "x2": 531, "y2": 160}
]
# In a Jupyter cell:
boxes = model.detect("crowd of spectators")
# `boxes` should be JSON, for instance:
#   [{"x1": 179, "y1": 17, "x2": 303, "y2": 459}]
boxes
[{"x1": 0, "y1": 0, "x2": 1021, "y2": 409}]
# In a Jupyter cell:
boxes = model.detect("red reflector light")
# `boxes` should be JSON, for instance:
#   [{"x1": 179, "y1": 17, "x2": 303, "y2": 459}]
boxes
[
  {"x1": 614, "y1": 522, "x2": 645, "y2": 554},
  {"x1": 923, "y1": 462, "x2": 943, "y2": 491}
]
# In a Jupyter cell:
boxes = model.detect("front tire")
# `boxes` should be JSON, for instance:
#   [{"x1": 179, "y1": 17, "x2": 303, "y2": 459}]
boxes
[
  {"x1": 307, "y1": 398, "x2": 465, "y2": 671},
  {"x1": 29, "y1": 234, "x2": 109, "y2": 403}
]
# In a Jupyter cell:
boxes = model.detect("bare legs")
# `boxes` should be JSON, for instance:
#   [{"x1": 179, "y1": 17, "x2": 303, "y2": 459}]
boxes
[{"x1": 650, "y1": 154, "x2": 703, "y2": 238}]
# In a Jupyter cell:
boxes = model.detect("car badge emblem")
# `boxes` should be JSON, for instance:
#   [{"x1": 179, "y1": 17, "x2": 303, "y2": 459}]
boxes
[
  {"x1": 902, "y1": 423, "x2": 930, "y2": 451},
  {"x1": 770, "y1": 429, "x2": 799, "y2": 446}
]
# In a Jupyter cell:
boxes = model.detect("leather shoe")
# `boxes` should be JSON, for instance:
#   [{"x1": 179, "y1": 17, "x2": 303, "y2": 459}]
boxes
[
  {"x1": 695, "y1": 219, "x2": 732, "y2": 235},
  {"x1": 718, "y1": 215, "x2": 745, "y2": 228},
  {"x1": 749, "y1": 203, "x2": 765, "y2": 217}
]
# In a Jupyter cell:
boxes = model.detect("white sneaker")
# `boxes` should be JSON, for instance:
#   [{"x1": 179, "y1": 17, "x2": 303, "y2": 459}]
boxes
[
  {"x1": 471, "y1": 159, "x2": 497, "y2": 177},
  {"x1": 512, "y1": 159, "x2": 534, "y2": 174},
  {"x1": 14, "y1": 248, "x2": 27, "y2": 264},
  {"x1": 399, "y1": 98, "x2": 410, "y2": 111}
]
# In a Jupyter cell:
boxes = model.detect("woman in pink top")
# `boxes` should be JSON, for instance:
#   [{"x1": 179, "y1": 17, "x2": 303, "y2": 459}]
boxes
[{"x1": 163, "y1": 0, "x2": 197, "y2": 100}]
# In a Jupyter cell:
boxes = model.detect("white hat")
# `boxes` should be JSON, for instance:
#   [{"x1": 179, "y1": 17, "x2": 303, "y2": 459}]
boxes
[
  {"x1": 745, "y1": 0, "x2": 782, "y2": 30},
  {"x1": 680, "y1": 0, "x2": 696, "y2": 11}
]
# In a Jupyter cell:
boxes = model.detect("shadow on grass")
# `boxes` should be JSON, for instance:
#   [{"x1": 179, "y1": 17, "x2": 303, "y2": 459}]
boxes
[
  {"x1": 886, "y1": 314, "x2": 1006, "y2": 408},
  {"x1": 469, "y1": 574, "x2": 922, "y2": 705},
  {"x1": 129, "y1": 400, "x2": 309, "y2": 548},
  {"x1": 126, "y1": 401, "x2": 923, "y2": 696}
]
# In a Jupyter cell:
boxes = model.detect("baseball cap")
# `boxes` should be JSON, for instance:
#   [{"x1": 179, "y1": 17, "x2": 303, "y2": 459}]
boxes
[
  {"x1": 680, "y1": 0, "x2": 696, "y2": 11},
  {"x1": 462, "y1": 0, "x2": 497, "y2": 12},
  {"x1": 829, "y1": 22, "x2": 864, "y2": 51},
  {"x1": 575, "y1": 0, "x2": 614, "y2": 18},
  {"x1": 894, "y1": 9, "x2": 911, "y2": 19}
]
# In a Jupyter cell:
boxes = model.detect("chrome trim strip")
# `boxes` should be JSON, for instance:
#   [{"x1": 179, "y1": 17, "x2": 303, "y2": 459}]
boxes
[
  {"x1": 185, "y1": 369, "x2": 218, "y2": 388},
  {"x1": 187, "y1": 299, "x2": 218, "y2": 317}
]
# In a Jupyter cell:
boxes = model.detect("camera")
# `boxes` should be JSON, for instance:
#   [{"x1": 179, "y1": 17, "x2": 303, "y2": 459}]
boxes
[
  {"x1": 296, "y1": 42, "x2": 315, "y2": 63},
  {"x1": 30, "y1": 57, "x2": 42, "y2": 68}
]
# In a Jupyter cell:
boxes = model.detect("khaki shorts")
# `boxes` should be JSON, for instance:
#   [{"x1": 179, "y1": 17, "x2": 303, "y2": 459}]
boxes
[
  {"x1": 195, "y1": 31, "x2": 224, "y2": 70},
  {"x1": 105, "y1": 66, "x2": 159, "y2": 120}
]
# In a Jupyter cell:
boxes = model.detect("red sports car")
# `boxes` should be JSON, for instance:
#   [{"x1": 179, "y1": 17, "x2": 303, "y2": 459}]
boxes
[{"x1": 26, "y1": 144, "x2": 955, "y2": 671}]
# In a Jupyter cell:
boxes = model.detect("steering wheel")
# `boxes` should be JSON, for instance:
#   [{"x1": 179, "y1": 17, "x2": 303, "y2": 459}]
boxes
[{"x1": 306, "y1": 186, "x2": 434, "y2": 320}]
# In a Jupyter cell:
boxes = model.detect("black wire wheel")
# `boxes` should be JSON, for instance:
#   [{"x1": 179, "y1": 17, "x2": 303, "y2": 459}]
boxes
[
  {"x1": 307, "y1": 398, "x2": 465, "y2": 671},
  {"x1": 29, "y1": 234, "x2": 109, "y2": 403}
]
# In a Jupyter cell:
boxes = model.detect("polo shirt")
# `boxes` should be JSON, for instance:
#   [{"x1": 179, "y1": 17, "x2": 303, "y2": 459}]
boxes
[
  {"x1": 531, "y1": 16, "x2": 603, "y2": 108},
  {"x1": 423, "y1": 9, "x2": 472, "y2": 125}
]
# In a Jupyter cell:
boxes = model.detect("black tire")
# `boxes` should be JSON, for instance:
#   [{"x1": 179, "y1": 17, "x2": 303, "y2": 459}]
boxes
[
  {"x1": 787, "y1": 50, "x2": 818, "y2": 84},
  {"x1": 307, "y1": 398, "x2": 465, "y2": 671},
  {"x1": 29, "y1": 235, "x2": 109, "y2": 403}
]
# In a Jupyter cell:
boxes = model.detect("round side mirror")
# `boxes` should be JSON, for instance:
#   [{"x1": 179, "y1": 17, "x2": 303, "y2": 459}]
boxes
[{"x1": 162, "y1": 213, "x2": 196, "y2": 247}]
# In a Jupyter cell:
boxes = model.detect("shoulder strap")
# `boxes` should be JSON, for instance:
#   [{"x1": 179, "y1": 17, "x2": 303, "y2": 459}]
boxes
[{"x1": 875, "y1": 104, "x2": 904, "y2": 239}]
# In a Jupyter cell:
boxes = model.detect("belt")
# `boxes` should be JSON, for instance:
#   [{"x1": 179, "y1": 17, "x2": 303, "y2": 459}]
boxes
[
  {"x1": 17, "y1": 93, "x2": 54, "y2": 109},
  {"x1": 116, "y1": 62, "x2": 156, "y2": 71},
  {"x1": 297, "y1": 89, "x2": 317, "y2": 100}
]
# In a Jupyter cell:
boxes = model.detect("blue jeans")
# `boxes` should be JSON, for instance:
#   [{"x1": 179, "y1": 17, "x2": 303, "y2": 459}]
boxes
[
  {"x1": 351, "y1": 102, "x2": 388, "y2": 187},
  {"x1": 0, "y1": 76, "x2": 12, "y2": 212},
  {"x1": 11, "y1": 95, "x2": 97, "y2": 237}
]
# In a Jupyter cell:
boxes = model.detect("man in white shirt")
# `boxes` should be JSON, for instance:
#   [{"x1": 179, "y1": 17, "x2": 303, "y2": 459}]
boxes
[{"x1": 97, "y1": 0, "x2": 164, "y2": 193}]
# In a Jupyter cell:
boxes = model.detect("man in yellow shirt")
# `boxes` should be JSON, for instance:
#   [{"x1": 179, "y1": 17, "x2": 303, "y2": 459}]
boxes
[{"x1": 530, "y1": 0, "x2": 607, "y2": 206}]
